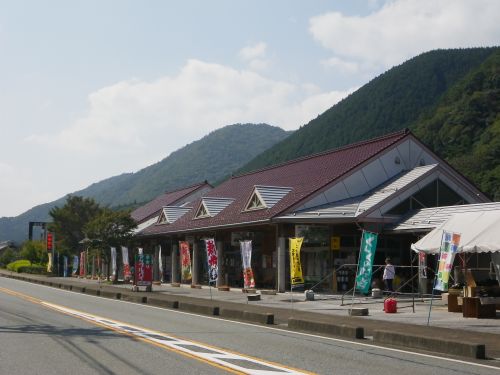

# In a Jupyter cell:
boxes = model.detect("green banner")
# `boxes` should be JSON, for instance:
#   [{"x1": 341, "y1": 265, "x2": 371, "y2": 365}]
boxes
[{"x1": 355, "y1": 231, "x2": 378, "y2": 294}]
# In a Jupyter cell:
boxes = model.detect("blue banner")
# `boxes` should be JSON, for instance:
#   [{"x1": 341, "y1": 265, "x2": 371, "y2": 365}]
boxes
[{"x1": 355, "y1": 231, "x2": 378, "y2": 294}]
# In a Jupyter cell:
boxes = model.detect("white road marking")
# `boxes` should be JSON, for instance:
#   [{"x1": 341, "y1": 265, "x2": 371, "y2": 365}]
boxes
[
  {"x1": 38, "y1": 300, "x2": 311, "y2": 375},
  {"x1": 2, "y1": 277, "x2": 500, "y2": 371}
]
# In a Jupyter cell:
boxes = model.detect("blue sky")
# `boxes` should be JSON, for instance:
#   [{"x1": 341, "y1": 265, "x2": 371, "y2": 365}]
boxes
[{"x1": 1, "y1": 0, "x2": 499, "y2": 217}]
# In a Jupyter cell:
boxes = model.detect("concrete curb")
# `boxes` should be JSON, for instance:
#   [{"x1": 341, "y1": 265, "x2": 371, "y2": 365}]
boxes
[
  {"x1": 99, "y1": 290, "x2": 121, "y2": 299},
  {"x1": 121, "y1": 294, "x2": 147, "y2": 304},
  {"x1": 178, "y1": 302, "x2": 219, "y2": 316},
  {"x1": 148, "y1": 297, "x2": 179, "y2": 309},
  {"x1": 288, "y1": 318, "x2": 364, "y2": 339},
  {"x1": 373, "y1": 330, "x2": 486, "y2": 359},
  {"x1": 220, "y1": 308, "x2": 274, "y2": 325},
  {"x1": 0, "y1": 272, "x2": 494, "y2": 360}
]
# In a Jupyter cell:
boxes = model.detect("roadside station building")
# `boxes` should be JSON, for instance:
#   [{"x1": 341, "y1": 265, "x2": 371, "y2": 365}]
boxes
[{"x1": 133, "y1": 129, "x2": 489, "y2": 292}]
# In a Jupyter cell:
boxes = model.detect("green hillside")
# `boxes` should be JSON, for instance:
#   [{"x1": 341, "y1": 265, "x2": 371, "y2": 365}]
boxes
[
  {"x1": 0, "y1": 124, "x2": 290, "y2": 243},
  {"x1": 413, "y1": 50, "x2": 500, "y2": 200},
  {"x1": 240, "y1": 48, "x2": 499, "y2": 173}
]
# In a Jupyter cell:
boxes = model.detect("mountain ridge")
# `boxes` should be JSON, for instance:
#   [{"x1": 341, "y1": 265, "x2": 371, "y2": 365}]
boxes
[{"x1": 0, "y1": 123, "x2": 290, "y2": 243}]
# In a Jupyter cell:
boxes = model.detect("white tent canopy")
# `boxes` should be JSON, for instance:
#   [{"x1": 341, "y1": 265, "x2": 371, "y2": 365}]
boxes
[{"x1": 411, "y1": 210, "x2": 500, "y2": 254}]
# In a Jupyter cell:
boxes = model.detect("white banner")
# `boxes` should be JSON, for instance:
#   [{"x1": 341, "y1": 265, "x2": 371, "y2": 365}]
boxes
[
  {"x1": 121, "y1": 246, "x2": 131, "y2": 280},
  {"x1": 158, "y1": 245, "x2": 163, "y2": 283},
  {"x1": 111, "y1": 247, "x2": 117, "y2": 277},
  {"x1": 240, "y1": 240, "x2": 255, "y2": 288},
  {"x1": 72, "y1": 255, "x2": 79, "y2": 276},
  {"x1": 204, "y1": 238, "x2": 218, "y2": 283}
]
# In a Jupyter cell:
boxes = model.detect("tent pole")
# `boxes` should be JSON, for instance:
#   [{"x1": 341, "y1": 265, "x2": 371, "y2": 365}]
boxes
[{"x1": 427, "y1": 231, "x2": 445, "y2": 326}]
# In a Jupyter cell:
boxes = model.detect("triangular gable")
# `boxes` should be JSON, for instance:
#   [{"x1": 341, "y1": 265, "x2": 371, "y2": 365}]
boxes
[
  {"x1": 244, "y1": 185, "x2": 292, "y2": 211},
  {"x1": 274, "y1": 164, "x2": 470, "y2": 221},
  {"x1": 195, "y1": 197, "x2": 234, "y2": 218},
  {"x1": 158, "y1": 206, "x2": 192, "y2": 224},
  {"x1": 194, "y1": 201, "x2": 210, "y2": 219}
]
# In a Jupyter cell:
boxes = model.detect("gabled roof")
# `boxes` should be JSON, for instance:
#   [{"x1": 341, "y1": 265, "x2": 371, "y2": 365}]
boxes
[
  {"x1": 389, "y1": 201, "x2": 500, "y2": 232},
  {"x1": 131, "y1": 181, "x2": 212, "y2": 223},
  {"x1": 141, "y1": 130, "x2": 411, "y2": 236},
  {"x1": 274, "y1": 164, "x2": 438, "y2": 221}
]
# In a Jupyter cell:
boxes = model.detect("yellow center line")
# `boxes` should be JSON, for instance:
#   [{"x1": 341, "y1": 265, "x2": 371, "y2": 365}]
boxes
[{"x1": 0, "y1": 286, "x2": 316, "y2": 375}]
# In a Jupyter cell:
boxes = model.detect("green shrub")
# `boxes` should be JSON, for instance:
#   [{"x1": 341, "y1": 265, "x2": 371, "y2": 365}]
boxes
[{"x1": 6, "y1": 260, "x2": 47, "y2": 274}]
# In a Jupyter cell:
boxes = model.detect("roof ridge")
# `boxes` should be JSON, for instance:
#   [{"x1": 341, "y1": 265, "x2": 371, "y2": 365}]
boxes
[
  {"x1": 163, "y1": 180, "x2": 212, "y2": 194},
  {"x1": 232, "y1": 129, "x2": 410, "y2": 179}
]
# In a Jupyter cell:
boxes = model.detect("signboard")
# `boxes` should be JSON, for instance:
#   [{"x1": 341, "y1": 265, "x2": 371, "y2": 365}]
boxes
[
  {"x1": 355, "y1": 231, "x2": 378, "y2": 294},
  {"x1": 435, "y1": 231, "x2": 461, "y2": 291},
  {"x1": 46, "y1": 232, "x2": 54, "y2": 252},
  {"x1": 330, "y1": 236, "x2": 340, "y2": 250},
  {"x1": 289, "y1": 237, "x2": 304, "y2": 289},
  {"x1": 135, "y1": 253, "x2": 153, "y2": 287}
]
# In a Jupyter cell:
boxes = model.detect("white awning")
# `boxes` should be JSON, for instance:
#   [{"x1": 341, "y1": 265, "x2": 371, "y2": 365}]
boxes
[{"x1": 411, "y1": 210, "x2": 500, "y2": 254}]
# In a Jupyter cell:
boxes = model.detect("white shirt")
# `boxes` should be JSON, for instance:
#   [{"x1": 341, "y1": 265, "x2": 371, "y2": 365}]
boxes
[{"x1": 383, "y1": 264, "x2": 395, "y2": 280}]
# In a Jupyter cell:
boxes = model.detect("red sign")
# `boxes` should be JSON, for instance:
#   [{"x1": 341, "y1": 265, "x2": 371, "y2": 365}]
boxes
[{"x1": 46, "y1": 232, "x2": 54, "y2": 251}]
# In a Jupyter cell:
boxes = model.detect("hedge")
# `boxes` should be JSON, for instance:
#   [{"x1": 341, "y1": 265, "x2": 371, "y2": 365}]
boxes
[{"x1": 6, "y1": 260, "x2": 47, "y2": 274}]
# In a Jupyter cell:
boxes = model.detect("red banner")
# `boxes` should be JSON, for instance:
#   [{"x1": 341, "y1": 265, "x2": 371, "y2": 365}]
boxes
[{"x1": 180, "y1": 241, "x2": 192, "y2": 282}]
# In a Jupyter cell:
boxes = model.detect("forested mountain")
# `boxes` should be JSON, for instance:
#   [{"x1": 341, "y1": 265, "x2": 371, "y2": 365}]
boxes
[
  {"x1": 240, "y1": 48, "x2": 499, "y2": 175},
  {"x1": 413, "y1": 50, "x2": 500, "y2": 200},
  {"x1": 0, "y1": 124, "x2": 290, "y2": 243}
]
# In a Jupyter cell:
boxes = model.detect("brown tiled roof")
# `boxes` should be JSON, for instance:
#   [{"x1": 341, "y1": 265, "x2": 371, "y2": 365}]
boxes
[
  {"x1": 131, "y1": 181, "x2": 212, "y2": 223},
  {"x1": 141, "y1": 130, "x2": 410, "y2": 236}
]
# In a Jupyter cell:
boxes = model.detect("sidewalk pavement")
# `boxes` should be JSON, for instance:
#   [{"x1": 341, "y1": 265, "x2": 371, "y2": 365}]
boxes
[{"x1": 2, "y1": 270, "x2": 500, "y2": 361}]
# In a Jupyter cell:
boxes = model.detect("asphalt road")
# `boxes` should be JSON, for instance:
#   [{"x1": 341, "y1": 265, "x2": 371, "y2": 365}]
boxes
[{"x1": 0, "y1": 277, "x2": 498, "y2": 375}]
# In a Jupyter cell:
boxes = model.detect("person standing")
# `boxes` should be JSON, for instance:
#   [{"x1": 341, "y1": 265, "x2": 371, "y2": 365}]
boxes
[{"x1": 383, "y1": 257, "x2": 395, "y2": 292}]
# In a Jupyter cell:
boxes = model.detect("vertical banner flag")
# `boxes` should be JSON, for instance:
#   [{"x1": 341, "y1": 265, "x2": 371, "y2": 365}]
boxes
[
  {"x1": 91, "y1": 256, "x2": 96, "y2": 278},
  {"x1": 79, "y1": 251, "x2": 85, "y2": 277},
  {"x1": 63, "y1": 256, "x2": 68, "y2": 277},
  {"x1": 180, "y1": 241, "x2": 192, "y2": 282},
  {"x1": 204, "y1": 238, "x2": 218, "y2": 283},
  {"x1": 418, "y1": 252, "x2": 427, "y2": 279},
  {"x1": 110, "y1": 247, "x2": 117, "y2": 278},
  {"x1": 435, "y1": 231, "x2": 461, "y2": 291},
  {"x1": 121, "y1": 246, "x2": 131, "y2": 280},
  {"x1": 240, "y1": 240, "x2": 255, "y2": 289},
  {"x1": 47, "y1": 253, "x2": 53, "y2": 273},
  {"x1": 158, "y1": 245, "x2": 163, "y2": 283},
  {"x1": 289, "y1": 238, "x2": 304, "y2": 289},
  {"x1": 135, "y1": 252, "x2": 153, "y2": 286},
  {"x1": 355, "y1": 231, "x2": 378, "y2": 294},
  {"x1": 72, "y1": 255, "x2": 79, "y2": 276}
]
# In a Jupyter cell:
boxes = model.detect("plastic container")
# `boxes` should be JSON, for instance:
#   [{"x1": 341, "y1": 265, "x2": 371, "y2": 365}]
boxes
[
  {"x1": 384, "y1": 297, "x2": 397, "y2": 313},
  {"x1": 372, "y1": 288, "x2": 382, "y2": 298}
]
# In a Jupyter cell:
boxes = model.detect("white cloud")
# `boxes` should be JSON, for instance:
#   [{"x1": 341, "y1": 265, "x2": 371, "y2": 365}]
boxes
[
  {"x1": 321, "y1": 57, "x2": 361, "y2": 74},
  {"x1": 310, "y1": 0, "x2": 500, "y2": 71},
  {"x1": 25, "y1": 59, "x2": 352, "y2": 191},
  {"x1": 239, "y1": 42, "x2": 270, "y2": 71},
  {"x1": 239, "y1": 42, "x2": 267, "y2": 61}
]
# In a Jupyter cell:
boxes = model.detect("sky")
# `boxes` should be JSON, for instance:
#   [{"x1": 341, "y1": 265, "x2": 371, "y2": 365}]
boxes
[{"x1": 1, "y1": 0, "x2": 499, "y2": 217}]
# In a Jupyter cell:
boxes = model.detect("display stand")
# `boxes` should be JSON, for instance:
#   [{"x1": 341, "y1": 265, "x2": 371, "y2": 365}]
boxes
[
  {"x1": 462, "y1": 297, "x2": 496, "y2": 319},
  {"x1": 447, "y1": 289, "x2": 462, "y2": 312}
]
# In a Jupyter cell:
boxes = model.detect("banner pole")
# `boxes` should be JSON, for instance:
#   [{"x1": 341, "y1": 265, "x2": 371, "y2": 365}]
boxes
[
  {"x1": 427, "y1": 231, "x2": 445, "y2": 326},
  {"x1": 350, "y1": 231, "x2": 364, "y2": 314}
]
